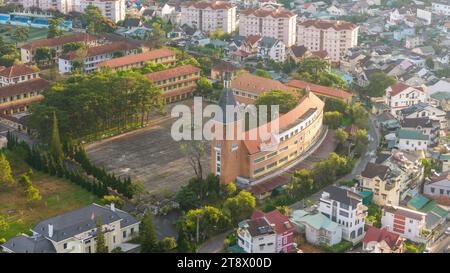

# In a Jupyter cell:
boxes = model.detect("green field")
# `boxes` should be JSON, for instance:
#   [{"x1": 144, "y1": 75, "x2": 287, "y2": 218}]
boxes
[
  {"x1": 0, "y1": 147, "x2": 100, "y2": 240},
  {"x1": 0, "y1": 24, "x2": 72, "y2": 43}
]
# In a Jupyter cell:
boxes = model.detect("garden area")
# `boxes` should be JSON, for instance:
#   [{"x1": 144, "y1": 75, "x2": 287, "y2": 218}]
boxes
[
  {"x1": 0, "y1": 146, "x2": 99, "y2": 241},
  {"x1": 0, "y1": 24, "x2": 72, "y2": 43}
]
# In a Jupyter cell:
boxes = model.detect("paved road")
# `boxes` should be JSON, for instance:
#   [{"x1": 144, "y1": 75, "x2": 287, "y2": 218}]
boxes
[
  {"x1": 290, "y1": 114, "x2": 381, "y2": 210},
  {"x1": 197, "y1": 231, "x2": 230, "y2": 253},
  {"x1": 0, "y1": 123, "x2": 36, "y2": 146}
]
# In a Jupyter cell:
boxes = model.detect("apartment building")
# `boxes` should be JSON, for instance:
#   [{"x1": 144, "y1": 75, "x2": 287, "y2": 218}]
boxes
[
  {"x1": 19, "y1": 0, "x2": 73, "y2": 13},
  {"x1": 252, "y1": 210, "x2": 295, "y2": 253},
  {"x1": 359, "y1": 163, "x2": 400, "y2": 206},
  {"x1": 1, "y1": 204, "x2": 140, "y2": 253},
  {"x1": 0, "y1": 77, "x2": 49, "y2": 115},
  {"x1": 0, "y1": 64, "x2": 40, "y2": 87},
  {"x1": 74, "y1": 0, "x2": 126, "y2": 22},
  {"x1": 381, "y1": 205, "x2": 428, "y2": 243},
  {"x1": 432, "y1": 1, "x2": 450, "y2": 16},
  {"x1": 211, "y1": 74, "x2": 324, "y2": 184},
  {"x1": 97, "y1": 48, "x2": 177, "y2": 70},
  {"x1": 318, "y1": 186, "x2": 367, "y2": 244},
  {"x1": 239, "y1": 8, "x2": 297, "y2": 47},
  {"x1": 237, "y1": 217, "x2": 276, "y2": 253},
  {"x1": 20, "y1": 33, "x2": 98, "y2": 64},
  {"x1": 399, "y1": 103, "x2": 446, "y2": 131},
  {"x1": 385, "y1": 82, "x2": 428, "y2": 117},
  {"x1": 296, "y1": 20, "x2": 359, "y2": 62},
  {"x1": 180, "y1": 1, "x2": 237, "y2": 34},
  {"x1": 145, "y1": 64, "x2": 201, "y2": 103},
  {"x1": 58, "y1": 41, "x2": 140, "y2": 73}
]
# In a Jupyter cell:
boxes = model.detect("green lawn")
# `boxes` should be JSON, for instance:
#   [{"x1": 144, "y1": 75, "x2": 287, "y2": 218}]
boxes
[
  {"x1": 0, "y1": 24, "x2": 72, "y2": 43},
  {"x1": 0, "y1": 148, "x2": 100, "y2": 240}
]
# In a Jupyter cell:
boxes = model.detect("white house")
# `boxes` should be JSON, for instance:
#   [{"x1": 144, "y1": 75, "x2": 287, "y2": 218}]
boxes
[
  {"x1": 396, "y1": 129, "x2": 429, "y2": 152},
  {"x1": 318, "y1": 186, "x2": 367, "y2": 244},
  {"x1": 1, "y1": 203, "x2": 140, "y2": 253},
  {"x1": 381, "y1": 205, "x2": 428, "y2": 243},
  {"x1": 359, "y1": 163, "x2": 400, "y2": 206},
  {"x1": 327, "y1": 5, "x2": 346, "y2": 16},
  {"x1": 0, "y1": 64, "x2": 40, "y2": 87},
  {"x1": 399, "y1": 103, "x2": 447, "y2": 131},
  {"x1": 385, "y1": 82, "x2": 428, "y2": 117},
  {"x1": 237, "y1": 218, "x2": 276, "y2": 253},
  {"x1": 424, "y1": 172, "x2": 450, "y2": 200},
  {"x1": 258, "y1": 37, "x2": 286, "y2": 62},
  {"x1": 291, "y1": 210, "x2": 342, "y2": 246}
]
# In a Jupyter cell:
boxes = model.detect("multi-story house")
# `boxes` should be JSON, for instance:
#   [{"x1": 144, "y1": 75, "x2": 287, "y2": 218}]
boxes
[
  {"x1": 0, "y1": 78, "x2": 49, "y2": 115},
  {"x1": 384, "y1": 82, "x2": 428, "y2": 117},
  {"x1": 401, "y1": 118, "x2": 440, "y2": 146},
  {"x1": 396, "y1": 129, "x2": 429, "y2": 152},
  {"x1": 58, "y1": 41, "x2": 140, "y2": 73},
  {"x1": 424, "y1": 172, "x2": 450, "y2": 200},
  {"x1": 74, "y1": 0, "x2": 126, "y2": 22},
  {"x1": 257, "y1": 37, "x2": 286, "y2": 62},
  {"x1": 1, "y1": 203, "x2": 140, "y2": 253},
  {"x1": 381, "y1": 205, "x2": 428, "y2": 243},
  {"x1": 398, "y1": 103, "x2": 447, "y2": 132},
  {"x1": 237, "y1": 217, "x2": 276, "y2": 253},
  {"x1": 359, "y1": 163, "x2": 400, "y2": 206},
  {"x1": 145, "y1": 64, "x2": 201, "y2": 103},
  {"x1": 291, "y1": 210, "x2": 342, "y2": 246},
  {"x1": 318, "y1": 186, "x2": 367, "y2": 244},
  {"x1": 432, "y1": 1, "x2": 450, "y2": 16},
  {"x1": 211, "y1": 74, "x2": 324, "y2": 184},
  {"x1": 180, "y1": 1, "x2": 237, "y2": 34},
  {"x1": 239, "y1": 7, "x2": 297, "y2": 47},
  {"x1": 362, "y1": 227, "x2": 405, "y2": 253},
  {"x1": 0, "y1": 64, "x2": 40, "y2": 87},
  {"x1": 252, "y1": 210, "x2": 295, "y2": 253},
  {"x1": 96, "y1": 48, "x2": 176, "y2": 70},
  {"x1": 20, "y1": 33, "x2": 99, "y2": 64},
  {"x1": 296, "y1": 20, "x2": 358, "y2": 63}
]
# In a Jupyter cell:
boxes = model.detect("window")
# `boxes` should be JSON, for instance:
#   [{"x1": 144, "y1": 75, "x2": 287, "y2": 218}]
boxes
[
  {"x1": 123, "y1": 230, "x2": 127, "y2": 238},
  {"x1": 63, "y1": 243, "x2": 68, "y2": 249}
]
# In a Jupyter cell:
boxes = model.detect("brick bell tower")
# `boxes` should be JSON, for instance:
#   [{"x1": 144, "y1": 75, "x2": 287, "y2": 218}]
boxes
[{"x1": 211, "y1": 72, "x2": 242, "y2": 184}]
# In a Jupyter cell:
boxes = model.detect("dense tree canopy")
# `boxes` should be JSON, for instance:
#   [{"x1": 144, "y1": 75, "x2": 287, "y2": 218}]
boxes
[
  {"x1": 27, "y1": 70, "x2": 164, "y2": 142},
  {"x1": 255, "y1": 90, "x2": 298, "y2": 118},
  {"x1": 82, "y1": 5, "x2": 116, "y2": 34},
  {"x1": 0, "y1": 154, "x2": 15, "y2": 190},
  {"x1": 293, "y1": 56, "x2": 347, "y2": 89},
  {"x1": 363, "y1": 72, "x2": 396, "y2": 97}
]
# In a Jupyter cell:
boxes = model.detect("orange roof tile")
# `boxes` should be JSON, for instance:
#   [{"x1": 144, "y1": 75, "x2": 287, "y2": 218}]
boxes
[
  {"x1": 21, "y1": 33, "x2": 97, "y2": 51},
  {"x1": 231, "y1": 73, "x2": 293, "y2": 95},
  {"x1": 299, "y1": 19, "x2": 358, "y2": 31},
  {"x1": 242, "y1": 8, "x2": 296, "y2": 18},
  {"x1": 286, "y1": 79, "x2": 352, "y2": 100},
  {"x1": 0, "y1": 64, "x2": 38, "y2": 78},
  {"x1": 0, "y1": 78, "x2": 50, "y2": 98},
  {"x1": 183, "y1": 0, "x2": 234, "y2": 9},
  {"x1": 62, "y1": 42, "x2": 138, "y2": 60},
  {"x1": 145, "y1": 64, "x2": 200, "y2": 82},
  {"x1": 97, "y1": 48, "x2": 176, "y2": 68}
]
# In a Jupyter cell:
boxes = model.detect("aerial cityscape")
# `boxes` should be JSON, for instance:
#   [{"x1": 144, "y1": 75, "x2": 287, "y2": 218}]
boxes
[{"x1": 0, "y1": 0, "x2": 449, "y2": 256}]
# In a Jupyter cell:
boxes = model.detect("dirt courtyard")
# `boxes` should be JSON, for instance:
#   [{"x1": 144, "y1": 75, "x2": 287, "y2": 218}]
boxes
[{"x1": 85, "y1": 100, "x2": 211, "y2": 196}]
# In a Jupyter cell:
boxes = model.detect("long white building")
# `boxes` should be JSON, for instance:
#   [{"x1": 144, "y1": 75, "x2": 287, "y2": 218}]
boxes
[
  {"x1": 16, "y1": 0, "x2": 125, "y2": 22},
  {"x1": 180, "y1": 1, "x2": 237, "y2": 34},
  {"x1": 432, "y1": 1, "x2": 450, "y2": 16},
  {"x1": 296, "y1": 20, "x2": 359, "y2": 62},
  {"x1": 239, "y1": 7, "x2": 297, "y2": 47}
]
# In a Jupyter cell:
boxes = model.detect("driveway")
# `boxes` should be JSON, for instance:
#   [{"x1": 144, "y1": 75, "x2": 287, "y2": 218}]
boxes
[{"x1": 197, "y1": 231, "x2": 231, "y2": 253}]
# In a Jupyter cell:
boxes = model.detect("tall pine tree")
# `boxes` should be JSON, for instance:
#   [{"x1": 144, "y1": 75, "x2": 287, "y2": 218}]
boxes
[
  {"x1": 50, "y1": 112, "x2": 64, "y2": 162},
  {"x1": 95, "y1": 217, "x2": 108, "y2": 253},
  {"x1": 140, "y1": 212, "x2": 160, "y2": 253}
]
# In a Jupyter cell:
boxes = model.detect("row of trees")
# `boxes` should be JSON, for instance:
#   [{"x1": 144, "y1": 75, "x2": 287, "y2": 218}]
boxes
[
  {"x1": 27, "y1": 69, "x2": 164, "y2": 142},
  {"x1": 264, "y1": 152, "x2": 354, "y2": 210}
]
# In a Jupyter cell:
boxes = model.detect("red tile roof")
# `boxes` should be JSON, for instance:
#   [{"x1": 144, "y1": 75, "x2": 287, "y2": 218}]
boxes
[
  {"x1": 183, "y1": 0, "x2": 234, "y2": 9},
  {"x1": 363, "y1": 227, "x2": 402, "y2": 249},
  {"x1": 97, "y1": 48, "x2": 176, "y2": 69},
  {"x1": 145, "y1": 64, "x2": 200, "y2": 82},
  {"x1": 0, "y1": 78, "x2": 50, "y2": 98},
  {"x1": 388, "y1": 82, "x2": 423, "y2": 96},
  {"x1": 286, "y1": 79, "x2": 352, "y2": 101},
  {"x1": 242, "y1": 8, "x2": 296, "y2": 18},
  {"x1": 231, "y1": 73, "x2": 293, "y2": 95},
  {"x1": 21, "y1": 33, "x2": 97, "y2": 51},
  {"x1": 244, "y1": 34, "x2": 262, "y2": 46},
  {"x1": 299, "y1": 19, "x2": 358, "y2": 30},
  {"x1": 311, "y1": 50, "x2": 329, "y2": 59},
  {"x1": 252, "y1": 209, "x2": 295, "y2": 235},
  {"x1": 0, "y1": 64, "x2": 38, "y2": 78},
  {"x1": 62, "y1": 42, "x2": 138, "y2": 60}
]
